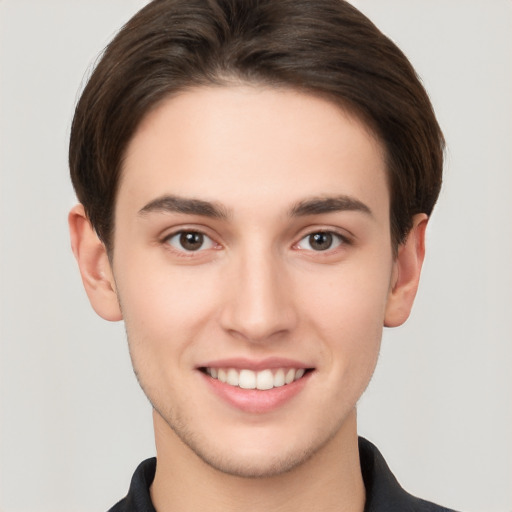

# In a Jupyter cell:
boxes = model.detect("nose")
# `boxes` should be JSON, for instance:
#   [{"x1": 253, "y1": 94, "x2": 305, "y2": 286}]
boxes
[{"x1": 219, "y1": 248, "x2": 298, "y2": 343}]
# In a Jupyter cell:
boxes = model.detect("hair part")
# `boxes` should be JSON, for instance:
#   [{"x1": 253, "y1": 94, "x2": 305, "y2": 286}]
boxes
[{"x1": 69, "y1": 0, "x2": 444, "y2": 252}]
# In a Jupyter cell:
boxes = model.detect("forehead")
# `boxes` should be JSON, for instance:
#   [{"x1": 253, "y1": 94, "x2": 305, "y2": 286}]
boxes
[{"x1": 119, "y1": 85, "x2": 389, "y2": 221}]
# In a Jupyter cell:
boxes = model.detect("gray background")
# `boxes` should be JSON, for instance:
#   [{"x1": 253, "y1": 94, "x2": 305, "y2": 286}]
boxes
[{"x1": 1, "y1": 1, "x2": 511, "y2": 511}]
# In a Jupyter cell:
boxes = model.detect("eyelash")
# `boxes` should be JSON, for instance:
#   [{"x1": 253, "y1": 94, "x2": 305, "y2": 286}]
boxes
[
  {"x1": 294, "y1": 230, "x2": 351, "y2": 252},
  {"x1": 163, "y1": 230, "x2": 218, "y2": 255},
  {"x1": 162, "y1": 228, "x2": 351, "y2": 256}
]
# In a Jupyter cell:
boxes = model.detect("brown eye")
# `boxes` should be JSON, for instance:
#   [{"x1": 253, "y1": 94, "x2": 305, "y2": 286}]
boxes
[
  {"x1": 180, "y1": 232, "x2": 204, "y2": 251},
  {"x1": 296, "y1": 231, "x2": 345, "y2": 252},
  {"x1": 308, "y1": 232, "x2": 333, "y2": 251},
  {"x1": 166, "y1": 231, "x2": 215, "y2": 252}
]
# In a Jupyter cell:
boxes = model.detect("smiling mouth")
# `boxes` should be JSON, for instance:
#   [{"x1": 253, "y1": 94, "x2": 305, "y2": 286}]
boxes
[{"x1": 201, "y1": 367, "x2": 312, "y2": 390}]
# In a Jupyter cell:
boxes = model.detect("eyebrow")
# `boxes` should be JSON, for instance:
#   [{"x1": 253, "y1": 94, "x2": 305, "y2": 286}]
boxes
[
  {"x1": 138, "y1": 194, "x2": 372, "y2": 220},
  {"x1": 289, "y1": 195, "x2": 373, "y2": 217},
  {"x1": 138, "y1": 195, "x2": 230, "y2": 219}
]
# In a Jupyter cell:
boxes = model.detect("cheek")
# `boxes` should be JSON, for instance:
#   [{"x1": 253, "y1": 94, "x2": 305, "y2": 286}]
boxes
[
  {"x1": 299, "y1": 255, "x2": 392, "y2": 373},
  {"x1": 114, "y1": 254, "x2": 221, "y2": 361},
  {"x1": 303, "y1": 256, "x2": 391, "y2": 327}
]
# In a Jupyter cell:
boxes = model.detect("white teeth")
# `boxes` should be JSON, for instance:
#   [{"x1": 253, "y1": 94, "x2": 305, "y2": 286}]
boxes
[
  {"x1": 239, "y1": 369, "x2": 256, "y2": 389},
  {"x1": 256, "y1": 369, "x2": 274, "y2": 390},
  {"x1": 285, "y1": 368, "x2": 295, "y2": 384},
  {"x1": 227, "y1": 368, "x2": 239, "y2": 386},
  {"x1": 274, "y1": 368, "x2": 285, "y2": 387},
  {"x1": 206, "y1": 367, "x2": 308, "y2": 389}
]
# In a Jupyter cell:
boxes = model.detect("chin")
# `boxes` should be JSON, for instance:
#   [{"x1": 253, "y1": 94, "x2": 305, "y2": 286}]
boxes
[
  {"x1": 158, "y1": 407, "x2": 340, "y2": 479},
  {"x1": 188, "y1": 440, "x2": 318, "y2": 479}
]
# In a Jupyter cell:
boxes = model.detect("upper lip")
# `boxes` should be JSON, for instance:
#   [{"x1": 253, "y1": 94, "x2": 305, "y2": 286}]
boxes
[{"x1": 198, "y1": 357, "x2": 313, "y2": 371}]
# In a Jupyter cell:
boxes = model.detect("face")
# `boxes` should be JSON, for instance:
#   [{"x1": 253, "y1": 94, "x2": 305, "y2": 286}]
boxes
[{"x1": 82, "y1": 86, "x2": 420, "y2": 478}]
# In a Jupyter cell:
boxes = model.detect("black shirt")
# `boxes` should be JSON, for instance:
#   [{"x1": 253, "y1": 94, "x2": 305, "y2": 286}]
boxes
[{"x1": 108, "y1": 437, "x2": 458, "y2": 512}]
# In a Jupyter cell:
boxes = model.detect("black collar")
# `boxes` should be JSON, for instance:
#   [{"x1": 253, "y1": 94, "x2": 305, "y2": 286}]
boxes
[
  {"x1": 108, "y1": 437, "x2": 457, "y2": 512},
  {"x1": 358, "y1": 438, "x2": 457, "y2": 512}
]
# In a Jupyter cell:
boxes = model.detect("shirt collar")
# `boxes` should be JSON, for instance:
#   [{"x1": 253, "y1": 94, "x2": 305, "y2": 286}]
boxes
[{"x1": 109, "y1": 437, "x2": 455, "y2": 512}]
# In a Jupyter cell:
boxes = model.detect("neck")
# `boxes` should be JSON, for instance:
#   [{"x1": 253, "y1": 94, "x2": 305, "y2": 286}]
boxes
[{"x1": 150, "y1": 409, "x2": 365, "y2": 512}]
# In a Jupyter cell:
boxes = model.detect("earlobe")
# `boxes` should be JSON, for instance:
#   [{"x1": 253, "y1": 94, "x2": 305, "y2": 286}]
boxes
[
  {"x1": 68, "y1": 204, "x2": 123, "y2": 321},
  {"x1": 384, "y1": 214, "x2": 428, "y2": 327}
]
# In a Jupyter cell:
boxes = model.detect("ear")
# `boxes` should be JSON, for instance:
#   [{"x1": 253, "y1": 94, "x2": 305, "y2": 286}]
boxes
[
  {"x1": 384, "y1": 213, "x2": 428, "y2": 327},
  {"x1": 68, "y1": 204, "x2": 123, "y2": 321}
]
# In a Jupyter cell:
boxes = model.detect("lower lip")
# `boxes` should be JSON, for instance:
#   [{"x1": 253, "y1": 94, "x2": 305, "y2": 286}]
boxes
[{"x1": 200, "y1": 371, "x2": 311, "y2": 414}]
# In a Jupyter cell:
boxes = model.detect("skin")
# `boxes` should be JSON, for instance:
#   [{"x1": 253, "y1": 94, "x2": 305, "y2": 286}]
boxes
[{"x1": 69, "y1": 85, "x2": 427, "y2": 512}]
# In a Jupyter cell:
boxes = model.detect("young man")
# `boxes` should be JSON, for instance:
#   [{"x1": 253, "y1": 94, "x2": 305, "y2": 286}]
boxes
[{"x1": 68, "y1": 1, "x2": 454, "y2": 511}]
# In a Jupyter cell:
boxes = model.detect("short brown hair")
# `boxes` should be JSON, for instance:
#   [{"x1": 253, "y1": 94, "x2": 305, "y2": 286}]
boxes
[{"x1": 69, "y1": 0, "x2": 444, "y2": 251}]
